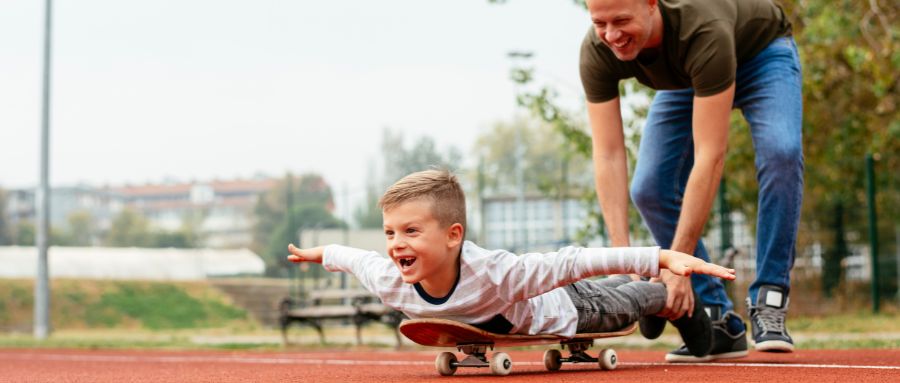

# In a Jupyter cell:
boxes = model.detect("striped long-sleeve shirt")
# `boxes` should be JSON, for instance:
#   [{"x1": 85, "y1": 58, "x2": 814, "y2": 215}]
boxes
[{"x1": 322, "y1": 241, "x2": 660, "y2": 337}]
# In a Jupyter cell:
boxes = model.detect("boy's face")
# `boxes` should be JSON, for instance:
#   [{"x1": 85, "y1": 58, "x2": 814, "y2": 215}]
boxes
[{"x1": 382, "y1": 199, "x2": 462, "y2": 284}]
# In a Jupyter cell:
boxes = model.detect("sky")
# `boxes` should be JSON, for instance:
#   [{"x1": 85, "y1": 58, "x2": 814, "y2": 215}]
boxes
[{"x1": 0, "y1": 0, "x2": 592, "y2": 218}]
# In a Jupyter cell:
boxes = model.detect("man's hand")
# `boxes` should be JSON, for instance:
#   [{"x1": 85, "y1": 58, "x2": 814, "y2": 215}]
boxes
[
  {"x1": 653, "y1": 270, "x2": 694, "y2": 320},
  {"x1": 287, "y1": 244, "x2": 325, "y2": 264},
  {"x1": 655, "y1": 249, "x2": 736, "y2": 320}
]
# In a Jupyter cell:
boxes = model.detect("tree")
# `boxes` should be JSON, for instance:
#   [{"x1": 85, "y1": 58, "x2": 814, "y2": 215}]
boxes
[
  {"x1": 252, "y1": 173, "x2": 346, "y2": 275},
  {"x1": 105, "y1": 208, "x2": 153, "y2": 247},
  {"x1": 473, "y1": 115, "x2": 595, "y2": 202},
  {"x1": 15, "y1": 221, "x2": 34, "y2": 246},
  {"x1": 66, "y1": 210, "x2": 95, "y2": 246},
  {"x1": 507, "y1": 56, "x2": 655, "y2": 244},
  {"x1": 0, "y1": 188, "x2": 10, "y2": 245},
  {"x1": 354, "y1": 128, "x2": 463, "y2": 228}
]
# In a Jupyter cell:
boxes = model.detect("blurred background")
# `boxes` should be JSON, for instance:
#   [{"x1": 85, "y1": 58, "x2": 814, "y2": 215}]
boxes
[{"x1": 0, "y1": 0, "x2": 897, "y2": 349}]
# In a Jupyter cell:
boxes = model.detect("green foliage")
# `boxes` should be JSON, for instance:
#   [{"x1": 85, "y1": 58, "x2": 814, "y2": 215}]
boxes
[
  {"x1": 102, "y1": 208, "x2": 201, "y2": 248},
  {"x1": 14, "y1": 221, "x2": 34, "y2": 246},
  {"x1": 47, "y1": 210, "x2": 96, "y2": 246},
  {"x1": 473, "y1": 116, "x2": 594, "y2": 203},
  {"x1": 252, "y1": 173, "x2": 346, "y2": 275},
  {"x1": 0, "y1": 188, "x2": 9, "y2": 245},
  {"x1": 84, "y1": 283, "x2": 245, "y2": 329},
  {"x1": 353, "y1": 183, "x2": 385, "y2": 229},
  {"x1": 508, "y1": 59, "x2": 655, "y2": 244},
  {"x1": 0, "y1": 281, "x2": 33, "y2": 329},
  {"x1": 62, "y1": 211, "x2": 94, "y2": 246},
  {"x1": 0, "y1": 279, "x2": 250, "y2": 331},
  {"x1": 105, "y1": 208, "x2": 152, "y2": 247}
]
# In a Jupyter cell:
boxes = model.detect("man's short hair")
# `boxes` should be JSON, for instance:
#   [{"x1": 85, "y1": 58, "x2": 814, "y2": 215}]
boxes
[{"x1": 379, "y1": 169, "x2": 466, "y2": 229}]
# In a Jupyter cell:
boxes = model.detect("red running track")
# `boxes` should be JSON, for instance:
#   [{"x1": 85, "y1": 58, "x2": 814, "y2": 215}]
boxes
[{"x1": 1, "y1": 348, "x2": 898, "y2": 382}]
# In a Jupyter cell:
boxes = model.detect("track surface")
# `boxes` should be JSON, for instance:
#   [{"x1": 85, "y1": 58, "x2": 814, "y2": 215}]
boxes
[{"x1": 2, "y1": 348, "x2": 898, "y2": 382}]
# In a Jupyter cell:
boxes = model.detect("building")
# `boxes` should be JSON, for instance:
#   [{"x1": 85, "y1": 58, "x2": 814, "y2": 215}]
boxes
[
  {"x1": 480, "y1": 194, "x2": 589, "y2": 253},
  {"x1": 113, "y1": 178, "x2": 277, "y2": 248},
  {"x1": 4, "y1": 177, "x2": 278, "y2": 249}
]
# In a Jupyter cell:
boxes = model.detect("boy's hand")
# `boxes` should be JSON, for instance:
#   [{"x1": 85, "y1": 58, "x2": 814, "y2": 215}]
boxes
[
  {"x1": 287, "y1": 244, "x2": 325, "y2": 264},
  {"x1": 659, "y1": 249, "x2": 735, "y2": 280}
]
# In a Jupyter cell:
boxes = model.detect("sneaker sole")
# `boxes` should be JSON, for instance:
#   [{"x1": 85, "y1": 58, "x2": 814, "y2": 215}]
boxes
[
  {"x1": 665, "y1": 349, "x2": 749, "y2": 363},
  {"x1": 755, "y1": 340, "x2": 795, "y2": 352}
]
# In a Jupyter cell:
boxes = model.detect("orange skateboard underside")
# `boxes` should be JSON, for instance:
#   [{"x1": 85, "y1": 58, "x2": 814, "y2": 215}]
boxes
[{"x1": 400, "y1": 318, "x2": 637, "y2": 347}]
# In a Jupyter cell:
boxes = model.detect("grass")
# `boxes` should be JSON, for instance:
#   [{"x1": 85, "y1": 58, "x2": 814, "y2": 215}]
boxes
[
  {"x1": 0, "y1": 279, "x2": 254, "y2": 332},
  {"x1": 789, "y1": 309, "x2": 900, "y2": 333},
  {"x1": 83, "y1": 283, "x2": 246, "y2": 329},
  {"x1": 796, "y1": 338, "x2": 900, "y2": 349}
]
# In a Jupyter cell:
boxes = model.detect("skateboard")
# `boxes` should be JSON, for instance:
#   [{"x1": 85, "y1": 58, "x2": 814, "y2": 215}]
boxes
[{"x1": 399, "y1": 318, "x2": 637, "y2": 376}]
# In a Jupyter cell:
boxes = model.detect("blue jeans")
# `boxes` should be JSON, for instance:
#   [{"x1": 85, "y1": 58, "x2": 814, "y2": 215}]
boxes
[{"x1": 631, "y1": 36, "x2": 803, "y2": 313}]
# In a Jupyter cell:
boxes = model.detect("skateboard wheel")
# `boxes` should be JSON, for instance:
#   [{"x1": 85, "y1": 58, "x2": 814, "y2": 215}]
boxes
[
  {"x1": 435, "y1": 352, "x2": 457, "y2": 376},
  {"x1": 490, "y1": 352, "x2": 512, "y2": 376},
  {"x1": 598, "y1": 348, "x2": 617, "y2": 370},
  {"x1": 543, "y1": 349, "x2": 562, "y2": 371}
]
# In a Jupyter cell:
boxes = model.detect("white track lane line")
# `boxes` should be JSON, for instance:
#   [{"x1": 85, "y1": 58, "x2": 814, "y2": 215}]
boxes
[{"x1": 3, "y1": 353, "x2": 899, "y2": 370}]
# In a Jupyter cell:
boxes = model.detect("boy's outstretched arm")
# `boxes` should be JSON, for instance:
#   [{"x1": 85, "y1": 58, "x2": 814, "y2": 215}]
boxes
[
  {"x1": 659, "y1": 249, "x2": 736, "y2": 280},
  {"x1": 287, "y1": 244, "x2": 325, "y2": 264}
]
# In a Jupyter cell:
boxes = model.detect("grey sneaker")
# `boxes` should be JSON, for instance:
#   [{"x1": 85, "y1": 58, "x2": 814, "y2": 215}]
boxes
[
  {"x1": 665, "y1": 306, "x2": 749, "y2": 362},
  {"x1": 748, "y1": 285, "x2": 795, "y2": 352}
]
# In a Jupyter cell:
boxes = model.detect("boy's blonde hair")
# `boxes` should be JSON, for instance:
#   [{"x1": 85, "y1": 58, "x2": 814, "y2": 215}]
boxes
[{"x1": 379, "y1": 169, "x2": 466, "y2": 229}]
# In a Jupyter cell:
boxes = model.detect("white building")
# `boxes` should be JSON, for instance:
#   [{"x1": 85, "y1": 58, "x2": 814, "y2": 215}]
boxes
[
  {"x1": 480, "y1": 195, "x2": 589, "y2": 252},
  {"x1": 0, "y1": 246, "x2": 264, "y2": 280}
]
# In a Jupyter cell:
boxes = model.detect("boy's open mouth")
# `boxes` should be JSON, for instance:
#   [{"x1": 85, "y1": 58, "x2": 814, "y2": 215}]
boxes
[{"x1": 397, "y1": 256, "x2": 416, "y2": 270}]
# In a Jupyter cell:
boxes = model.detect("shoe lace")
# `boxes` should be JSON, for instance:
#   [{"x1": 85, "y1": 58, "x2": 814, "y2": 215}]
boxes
[{"x1": 754, "y1": 305, "x2": 786, "y2": 334}]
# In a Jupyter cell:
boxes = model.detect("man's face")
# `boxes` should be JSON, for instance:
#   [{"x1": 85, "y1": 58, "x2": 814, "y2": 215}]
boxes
[
  {"x1": 586, "y1": 0, "x2": 656, "y2": 61},
  {"x1": 382, "y1": 199, "x2": 458, "y2": 284}
]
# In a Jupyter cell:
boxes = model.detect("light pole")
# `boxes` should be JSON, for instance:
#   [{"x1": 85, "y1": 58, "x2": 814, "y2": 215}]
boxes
[
  {"x1": 34, "y1": 0, "x2": 54, "y2": 340},
  {"x1": 507, "y1": 51, "x2": 533, "y2": 252}
]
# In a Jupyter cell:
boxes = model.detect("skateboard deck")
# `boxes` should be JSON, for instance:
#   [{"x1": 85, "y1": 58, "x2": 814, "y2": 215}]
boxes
[
  {"x1": 400, "y1": 318, "x2": 636, "y2": 347},
  {"x1": 400, "y1": 318, "x2": 637, "y2": 376}
]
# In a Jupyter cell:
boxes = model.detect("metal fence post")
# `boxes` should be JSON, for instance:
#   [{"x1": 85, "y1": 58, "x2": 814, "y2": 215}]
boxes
[{"x1": 865, "y1": 153, "x2": 880, "y2": 313}]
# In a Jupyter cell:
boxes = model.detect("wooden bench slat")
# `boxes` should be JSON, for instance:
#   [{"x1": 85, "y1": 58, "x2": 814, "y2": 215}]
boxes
[
  {"x1": 357, "y1": 303, "x2": 393, "y2": 316},
  {"x1": 307, "y1": 289, "x2": 376, "y2": 300},
  {"x1": 288, "y1": 306, "x2": 357, "y2": 318}
]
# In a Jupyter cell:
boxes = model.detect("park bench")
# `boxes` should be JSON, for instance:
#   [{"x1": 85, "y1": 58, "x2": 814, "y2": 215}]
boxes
[{"x1": 279, "y1": 288, "x2": 403, "y2": 346}]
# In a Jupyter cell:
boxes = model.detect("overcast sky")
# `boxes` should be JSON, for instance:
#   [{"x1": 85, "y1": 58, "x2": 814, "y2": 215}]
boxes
[{"x1": 0, "y1": 0, "x2": 592, "y2": 217}]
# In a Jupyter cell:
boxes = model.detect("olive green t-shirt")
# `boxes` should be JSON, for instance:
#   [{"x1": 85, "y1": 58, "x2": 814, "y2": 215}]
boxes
[{"x1": 580, "y1": 0, "x2": 792, "y2": 102}]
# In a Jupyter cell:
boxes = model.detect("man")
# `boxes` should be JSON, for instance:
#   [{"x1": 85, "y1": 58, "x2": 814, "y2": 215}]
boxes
[{"x1": 579, "y1": 0, "x2": 803, "y2": 362}]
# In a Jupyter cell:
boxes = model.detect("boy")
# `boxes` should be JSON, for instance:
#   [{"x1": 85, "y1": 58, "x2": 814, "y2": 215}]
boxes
[{"x1": 288, "y1": 170, "x2": 735, "y2": 357}]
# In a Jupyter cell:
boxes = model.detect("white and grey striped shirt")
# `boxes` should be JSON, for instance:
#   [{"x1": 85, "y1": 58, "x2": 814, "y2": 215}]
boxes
[{"x1": 322, "y1": 241, "x2": 660, "y2": 337}]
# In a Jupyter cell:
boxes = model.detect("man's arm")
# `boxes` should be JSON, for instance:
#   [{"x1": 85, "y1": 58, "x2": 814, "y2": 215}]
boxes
[
  {"x1": 587, "y1": 97, "x2": 630, "y2": 247},
  {"x1": 656, "y1": 83, "x2": 735, "y2": 320}
]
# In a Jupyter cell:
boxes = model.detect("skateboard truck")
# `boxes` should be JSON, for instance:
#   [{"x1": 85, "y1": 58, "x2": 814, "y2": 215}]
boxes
[
  {"x1": 560, "y1": 339, "x2": 597, "y2": 363},
  {"x1": 455, "y1": 344, "x2": 491, "y2": 368},
  {"x1": 544, "y1": 339, "x2": 617, "y2": 371},
  {"x1": 435, "y1": 343, "x2": 512, "y2": 376}
]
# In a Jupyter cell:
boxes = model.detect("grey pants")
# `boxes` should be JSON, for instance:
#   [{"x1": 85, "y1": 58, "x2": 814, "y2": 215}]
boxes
[{"x1": 563, "y1": 275, "x2": 667, "y2": 333}]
